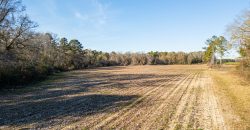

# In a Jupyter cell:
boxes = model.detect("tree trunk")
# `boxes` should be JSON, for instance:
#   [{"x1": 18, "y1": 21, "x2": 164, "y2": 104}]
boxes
[
  {"x1": 210, "y1": 46, "x2": 215, "y2": 68},
  {"x1": 220, "y1": 57, "x2": 222, "y2": 67}
]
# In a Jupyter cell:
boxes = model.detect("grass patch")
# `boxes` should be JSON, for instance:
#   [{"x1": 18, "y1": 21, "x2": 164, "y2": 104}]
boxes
[
  {"x1": 174, "y1": 124, "x2": 182, "y2": 130},
  {"x1": 224, "y1": 62, "x2": 240, "y2": 65},
  {"x1": 208, "y1": 66, "x2": 250, "y2": 129}
]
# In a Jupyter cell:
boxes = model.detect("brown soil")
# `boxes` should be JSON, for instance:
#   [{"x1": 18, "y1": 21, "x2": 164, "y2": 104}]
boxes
[{"x1": 0, "y1": 65, "x2": 237, "y2": 130}]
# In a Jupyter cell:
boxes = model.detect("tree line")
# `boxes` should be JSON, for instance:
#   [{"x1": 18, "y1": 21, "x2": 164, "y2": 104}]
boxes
[{"x1": 0, "y1": 0, "x2": 205, "y2": 88}]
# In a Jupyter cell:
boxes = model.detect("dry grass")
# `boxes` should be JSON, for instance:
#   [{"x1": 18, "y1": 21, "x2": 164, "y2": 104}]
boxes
[{"x1": 208, "y1": 65, "x2": 250, "y2": 129}]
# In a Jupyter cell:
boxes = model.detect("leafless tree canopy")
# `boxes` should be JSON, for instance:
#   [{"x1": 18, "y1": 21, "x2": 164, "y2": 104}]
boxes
[
  {"x1": 229, "y1": 10, "x2": 250, "y2": 71},
  {"x1": 0, "y1": 0, "x2": 37, "y2": 51},
  {"x1": 0, "y1": 0, "x2": 204, "y2": 88}
]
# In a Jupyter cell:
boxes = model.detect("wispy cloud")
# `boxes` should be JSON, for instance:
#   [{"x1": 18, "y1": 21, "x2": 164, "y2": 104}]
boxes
[
  {"x1": 92, "y1": 0, "x2": 108, "y2": 25},
  {"x1": 74, "y1": 0, "x2": 109, "y2": 27},
  {"x1": 74, "y1": 12, "x2": 89, "y2": 21}
]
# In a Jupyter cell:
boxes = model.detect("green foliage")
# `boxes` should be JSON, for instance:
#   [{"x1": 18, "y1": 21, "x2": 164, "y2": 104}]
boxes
[
  {"x1": 239, "y1": 47, "x2": 247, "y2": 57},
  {"x1": 60, "y1": 37, "x2": 68, "y2": 47},
  {"x1": 204, "y1": 35, "x2": 229, "y2": 65},
  {"x1": 69, "y1": 39, "x2": 83, "y2": 52},
  {"x1": 204, "y1": 44, "x2": 213, "y2": 62}
]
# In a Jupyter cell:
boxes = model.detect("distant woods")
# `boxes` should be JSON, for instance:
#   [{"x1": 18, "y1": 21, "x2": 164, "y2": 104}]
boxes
[{"x1": 0, "y1": 0, "x2": 204, "y2": 88}]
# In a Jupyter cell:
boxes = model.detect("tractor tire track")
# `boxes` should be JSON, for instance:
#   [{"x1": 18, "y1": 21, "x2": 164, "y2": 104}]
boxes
[{"x1": 91, "y1": 74, "x2": 184, "y2": 129}]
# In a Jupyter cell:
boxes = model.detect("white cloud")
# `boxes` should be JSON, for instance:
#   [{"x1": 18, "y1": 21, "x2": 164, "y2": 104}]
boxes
[
  {"x1": 73, "y1": 0, "x2": 108, "y2": 27},
  {"x1": 74, "y1": 12, "x2": 89, "y2": 21},
  {"x1": 76, "y1": 0, "x2": 109, "y2": 24},
  {"x1": 92, "y1": 0, "x2": 108, "y2": 25}
]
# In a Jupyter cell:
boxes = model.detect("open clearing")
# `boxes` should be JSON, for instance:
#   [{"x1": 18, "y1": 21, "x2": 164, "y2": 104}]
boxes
[{"x1": 0, "y1": 65, "x2": 244, "y2": 129}]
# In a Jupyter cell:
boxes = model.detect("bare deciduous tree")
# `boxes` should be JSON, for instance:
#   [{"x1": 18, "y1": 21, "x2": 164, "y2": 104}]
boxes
[{"x1": 0, "y1": 0, "x2": 37, "y2": 51}]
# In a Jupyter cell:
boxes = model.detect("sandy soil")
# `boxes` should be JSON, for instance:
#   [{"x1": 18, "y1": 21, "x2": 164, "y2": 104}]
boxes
[{"x1": 0, "y1": 65, "x2": 233, "y2": 129}]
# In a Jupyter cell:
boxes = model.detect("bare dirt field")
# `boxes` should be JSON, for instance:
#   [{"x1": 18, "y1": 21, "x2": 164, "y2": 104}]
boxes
[{"x1": 0, "y1": 65, "x2": 243, "y2": 130}]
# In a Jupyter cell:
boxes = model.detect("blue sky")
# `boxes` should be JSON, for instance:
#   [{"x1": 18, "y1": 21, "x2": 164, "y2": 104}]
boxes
[{"x1": 23, "y1": 0, "x2": 250, "y2": 56}]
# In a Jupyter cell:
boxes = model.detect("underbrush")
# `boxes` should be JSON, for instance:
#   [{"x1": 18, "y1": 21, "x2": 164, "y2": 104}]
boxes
[{"x1": 0, "y1": 64, "x2": 57, "y2": 89}]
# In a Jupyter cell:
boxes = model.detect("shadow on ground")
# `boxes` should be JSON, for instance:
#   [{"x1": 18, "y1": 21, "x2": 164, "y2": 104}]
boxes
[
  {"x1": 0, "y1": 94, "x2": 138, "y2": 128},
  {"x1": 0, "y1": 67, "x2": 185, "y2": 128}
]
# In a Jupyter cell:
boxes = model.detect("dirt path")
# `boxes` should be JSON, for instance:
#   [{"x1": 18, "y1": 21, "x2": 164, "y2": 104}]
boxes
[{"x1": 0, "y1": 65, "x2": 230, "y2": 130}]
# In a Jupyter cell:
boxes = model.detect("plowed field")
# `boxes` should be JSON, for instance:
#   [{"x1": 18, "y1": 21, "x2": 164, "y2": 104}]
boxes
[{"x1": 0, "y1": 65, "x2": 235, "y2": 129}]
